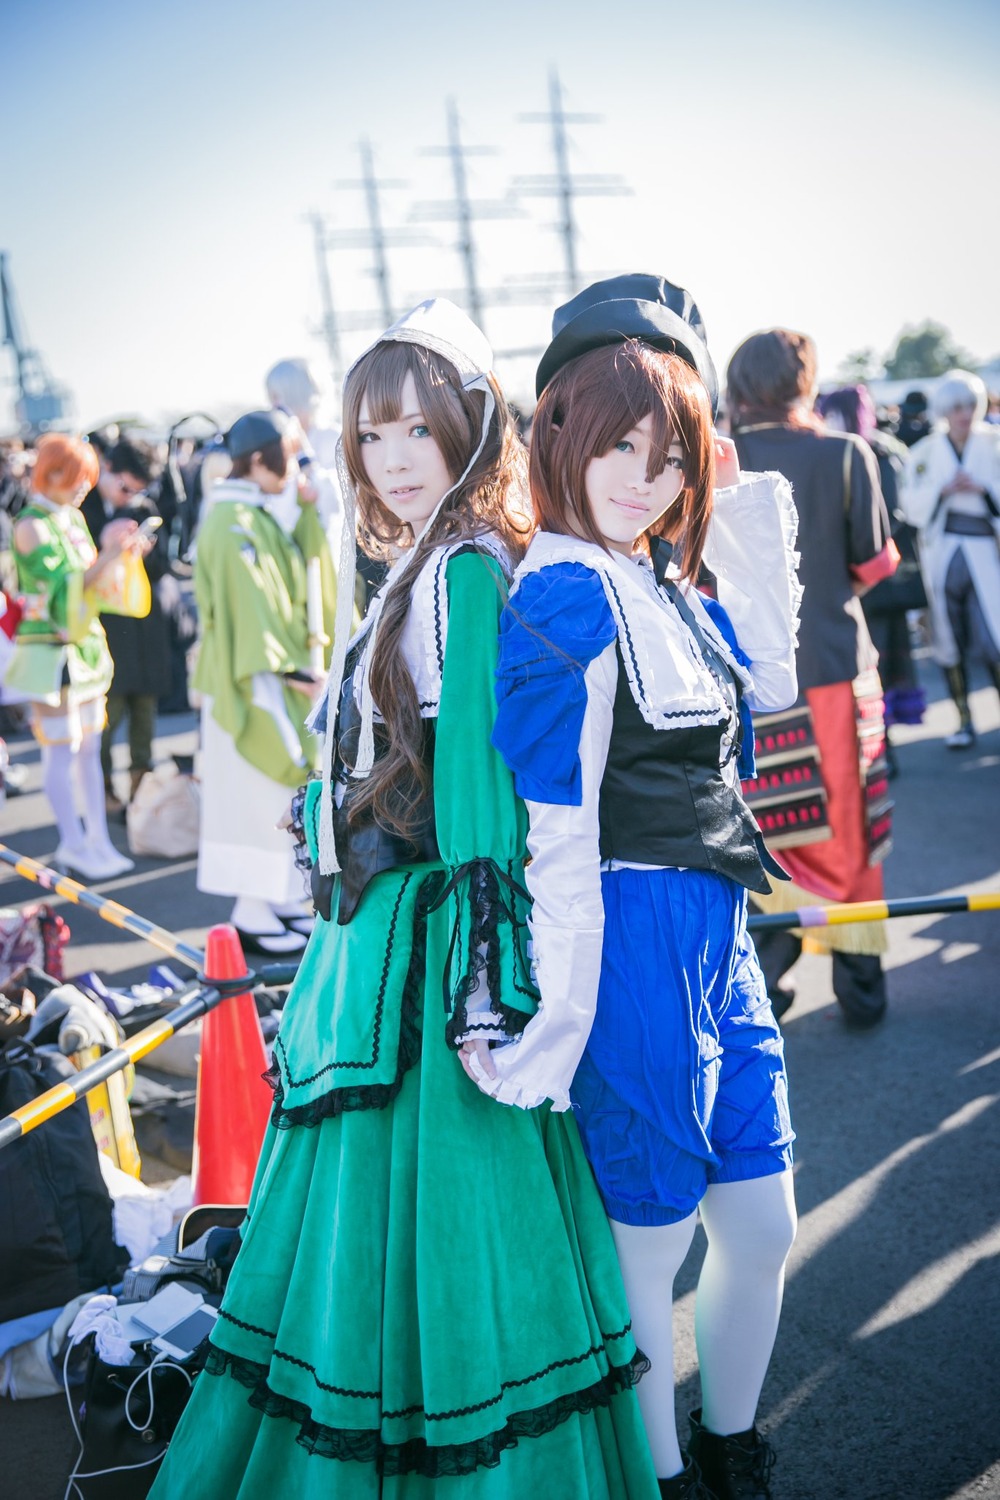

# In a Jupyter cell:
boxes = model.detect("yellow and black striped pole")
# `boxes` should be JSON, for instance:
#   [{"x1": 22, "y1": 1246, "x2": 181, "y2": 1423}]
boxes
[
  {"x1": 748, "y1": 891, "x2": 1000, "y2": 933},
  {"x1": 0, "y1": 977, "x2": 210, "y2": 1151},
  {"x1": 0, "y1": 843, "x2": 205, "y2": 969},
  {"x1": 0, "y1": 958, "x2": 300, "y2": 1152},
  {"x1": 0, "y1": 842, "x2": 300, "y2": 1149}
]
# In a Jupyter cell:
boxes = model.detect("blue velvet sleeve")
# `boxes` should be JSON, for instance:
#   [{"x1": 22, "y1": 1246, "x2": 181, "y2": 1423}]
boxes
[
  {"x1": 492, "y1": 562, "x2": 617, "y2": 806},
  {"x1": 700, "y1": 594, "x2": 756, "y2": 780}
]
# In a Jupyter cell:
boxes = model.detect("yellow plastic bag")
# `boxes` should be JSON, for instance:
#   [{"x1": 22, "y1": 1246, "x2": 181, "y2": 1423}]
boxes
[{"x1": 89, "y1": 551, "x2": 151, "y2": 618}]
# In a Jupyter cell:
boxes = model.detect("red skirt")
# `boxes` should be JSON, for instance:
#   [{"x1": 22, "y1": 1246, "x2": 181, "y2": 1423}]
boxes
[{"x1": 777, "y1": 677, "x2": 889, "y2": 911}]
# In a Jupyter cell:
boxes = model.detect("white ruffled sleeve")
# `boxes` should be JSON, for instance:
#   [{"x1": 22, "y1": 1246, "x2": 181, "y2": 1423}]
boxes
[
  {"x1": 468, "y1": 647, "x2": 616, "y2": 1110},
  {"x1": 703, "y1": 471, "x2": 802, "y2": 713}
]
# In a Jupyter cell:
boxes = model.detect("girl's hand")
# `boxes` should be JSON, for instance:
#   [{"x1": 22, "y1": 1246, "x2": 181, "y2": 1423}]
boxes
[
  {"x1": 713, "y1": 435, "x2": 741, "y2": 490},
  {"x1": 285, "y1": 670, "x2": 325, "y2": 700},
  {"x1": 297, "y1": 473, "x2": 319, "y2": 505},
  {"x1": 458, "y1": 1037, "x2": 497, "y2": 1085},
  {"x1": 98, "y1": 518, "x2": 138, "y2": 559}
]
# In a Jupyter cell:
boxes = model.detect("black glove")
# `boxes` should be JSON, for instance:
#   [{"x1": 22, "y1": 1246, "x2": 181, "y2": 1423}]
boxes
[{"x1": 311, "y1": 862, "x2": 334, "y2": 924}]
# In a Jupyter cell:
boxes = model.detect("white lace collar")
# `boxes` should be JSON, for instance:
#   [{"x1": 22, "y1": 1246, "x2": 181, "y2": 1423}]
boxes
[{"x1": 514, "y1": 532, "x2": 750, "y2": 731}]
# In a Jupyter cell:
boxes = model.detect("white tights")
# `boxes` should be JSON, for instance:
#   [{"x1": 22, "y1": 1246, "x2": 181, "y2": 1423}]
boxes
[
  {"x1": 611, "y1": 1170, "x2": 797, "y2": 1480},
  {"x1": 42, "y1": 731, "x2": 114, "y2": 853},
  {"x1": 42, "y1": 739, "x2": 84, "y2": 848}
]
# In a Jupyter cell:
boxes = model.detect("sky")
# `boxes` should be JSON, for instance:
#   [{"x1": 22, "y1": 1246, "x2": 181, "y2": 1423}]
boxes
[{"x1": 2, "y1": 0, "x2": 999, "y2": 434}]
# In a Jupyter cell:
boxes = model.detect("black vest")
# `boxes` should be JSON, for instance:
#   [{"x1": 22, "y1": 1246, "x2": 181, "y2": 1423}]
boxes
[
  {"x1": 331, "y1": 662, "x2": 439, "y2": 924},
  {"x1": 598, "y1": 651, "x2": 782, "y2": 895}
]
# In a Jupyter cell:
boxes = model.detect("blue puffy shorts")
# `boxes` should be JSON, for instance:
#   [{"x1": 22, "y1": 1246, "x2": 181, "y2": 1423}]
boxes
[{"x1": 570, "y1": 866, "x2": 794, "y2": 1226}]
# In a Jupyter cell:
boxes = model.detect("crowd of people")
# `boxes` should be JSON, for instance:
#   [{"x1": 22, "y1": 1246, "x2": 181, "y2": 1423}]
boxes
[{"x1": 1, "y1": 284, "x2": 999, "y2": 1498}]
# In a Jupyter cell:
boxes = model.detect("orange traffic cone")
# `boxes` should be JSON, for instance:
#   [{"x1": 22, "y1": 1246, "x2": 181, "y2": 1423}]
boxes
[{"x1": 191, "y1": 924, "x2": 271, "y2": 1206}]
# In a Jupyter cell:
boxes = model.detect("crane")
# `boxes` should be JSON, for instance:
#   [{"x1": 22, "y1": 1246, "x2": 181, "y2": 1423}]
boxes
[{"x1": 1, "y1": 252, "x2": 73, "y2": 436}]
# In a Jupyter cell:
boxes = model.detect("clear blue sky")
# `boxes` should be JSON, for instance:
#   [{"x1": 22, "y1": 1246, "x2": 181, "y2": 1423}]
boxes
[{"x1": 2, "y1": 0, "x2": 998, "y2": 431}]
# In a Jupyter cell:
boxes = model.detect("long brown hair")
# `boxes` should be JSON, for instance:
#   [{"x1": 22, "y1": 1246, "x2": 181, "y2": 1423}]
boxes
[
  {"x1": 727, "y1": 328, "x2": 822, "y2": 432},
  {"x1": 529, "y1": 341, "x2": 716, "y2": 583},
  {"x1": 342, "y1": 338, "x2": 529, "y2": 838}
]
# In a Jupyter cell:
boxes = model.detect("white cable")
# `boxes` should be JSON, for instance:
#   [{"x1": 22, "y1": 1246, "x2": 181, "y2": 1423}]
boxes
[{"x1": 62, "y1": 1334, "x2": 194, "y2": 1499}]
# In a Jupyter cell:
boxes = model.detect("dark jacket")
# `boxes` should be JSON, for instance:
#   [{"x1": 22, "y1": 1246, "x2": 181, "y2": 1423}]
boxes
[
  {"x1": 732, "y1": 425, "x2": 891, "y2": 691},
  {"x1": 80, "y1": 488, "x2": 173, "y2": 696}
]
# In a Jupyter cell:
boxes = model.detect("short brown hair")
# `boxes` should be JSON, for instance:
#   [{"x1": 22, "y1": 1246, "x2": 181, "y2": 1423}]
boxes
[
  {"x1": 229, "y1": 438, "x2": 290, "y2": 481},
  {"x1": 727, "y1": 329, "x2": 819, "y2": 430},
  {"x1": 530, "y1": 341, "x2": 716, "y2": 582},
  {"x1": 32, "y1": 433, "x2": 100, "y2": 498}
]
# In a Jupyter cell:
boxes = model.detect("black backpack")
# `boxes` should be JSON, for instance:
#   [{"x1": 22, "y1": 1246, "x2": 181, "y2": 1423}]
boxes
[{"x1": 0, "y1": 1041, "x2": 129, "y2": 1322}]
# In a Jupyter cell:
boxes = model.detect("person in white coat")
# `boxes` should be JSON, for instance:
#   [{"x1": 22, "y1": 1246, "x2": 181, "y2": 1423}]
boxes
[
  {"x1": 265, "y1": 356, "x2": 345, "y2": 555},
  {"x1": 901, "y1": 370, "x2": 1000, "y2": 747}
]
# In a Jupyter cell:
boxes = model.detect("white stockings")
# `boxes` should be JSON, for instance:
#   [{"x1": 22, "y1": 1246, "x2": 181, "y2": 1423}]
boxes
[
  {"x1": 611, "y1": 1170, "x2": 796, "y2": 1479},
  {"x1": 41, "y1": 740, "x2": 84, "y2": 849},
  {"x1": 77, "y1": 729, "x2": 114, "y2": 853}
]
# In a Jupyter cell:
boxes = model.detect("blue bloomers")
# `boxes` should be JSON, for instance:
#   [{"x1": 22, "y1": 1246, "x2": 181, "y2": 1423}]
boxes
[{"x1": 571, "y1": 866, "x2": 794, "y2": 1226}]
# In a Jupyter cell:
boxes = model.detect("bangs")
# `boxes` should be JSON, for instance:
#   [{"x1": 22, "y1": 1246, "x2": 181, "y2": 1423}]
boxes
[
  {"x1": 530, "y1": 340, "x2": 716, "y2": 581},
  {"x1": 599, "y1": 344, "x2": 683, "y2": 481},
  {"x1": 552, "y1": 342, "x2": 689, "y2": 483},
  {"x1": 349, "y1": 341, "x2": 419, "y2": 426},
  {"x1": 342, "y1": 336, "x2": 485, "y2": 543},
  {"x1": 348, "y1": 341, "x2": 461, "y2": 428}
]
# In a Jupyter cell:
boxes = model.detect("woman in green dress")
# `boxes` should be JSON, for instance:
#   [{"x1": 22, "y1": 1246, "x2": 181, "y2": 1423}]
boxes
[
  {"x1": 151, "y1": 300, "x2": 660, "y2": 1499},
  {"x1": 7, "y1": 433, "x2": 143, "y2": 880}
]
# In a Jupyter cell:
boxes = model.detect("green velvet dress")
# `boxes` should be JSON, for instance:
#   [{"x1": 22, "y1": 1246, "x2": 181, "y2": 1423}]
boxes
[{"x1": 151, "y1": 550, "x2": 659, "y2": 1498}]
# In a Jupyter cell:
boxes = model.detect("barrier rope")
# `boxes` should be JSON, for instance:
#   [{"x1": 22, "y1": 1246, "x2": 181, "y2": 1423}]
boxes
[
  {"x1": 0, "y1": 843, "x2": 205, "y2": 969},
  {"x1": 1, "y1": 838, "x2": 996, "y2": 1148},
  {"x1": 747, "y1": 891, "x2": 1000, "y2": 932}
]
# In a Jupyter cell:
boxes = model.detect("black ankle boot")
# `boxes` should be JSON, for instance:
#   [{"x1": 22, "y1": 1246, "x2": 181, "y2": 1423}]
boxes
[
  {"x1": 659, "y1": 1456, "x2": 715, "y2": 1498},
  {"x1": 687, "y1": 1408, "x2": 776, "y2": 1499}
]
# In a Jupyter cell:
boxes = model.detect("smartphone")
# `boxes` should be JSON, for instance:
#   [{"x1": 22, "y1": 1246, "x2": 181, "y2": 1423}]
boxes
[
  {"x1": 150, "y1": 1305, "x2": 219, "y2": 1360},
  {"x1": 134, "y1": 514, "x2": 164, "y2": 541}
]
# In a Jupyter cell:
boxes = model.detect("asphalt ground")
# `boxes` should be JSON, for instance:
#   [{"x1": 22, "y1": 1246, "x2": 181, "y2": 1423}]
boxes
[{"x1": 1, "y1": 655, "x2": 998, "y2": 1500}]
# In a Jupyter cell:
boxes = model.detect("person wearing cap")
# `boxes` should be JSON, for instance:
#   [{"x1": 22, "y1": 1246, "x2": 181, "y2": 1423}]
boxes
[
  {"x1": 900, "y1": 369, "x2": 1000, "y2": 748},
  {"x1": 192, "y1": 408, "x2": 330, "y2": 953},
  {"x1": 152, "y1": 303, "x2": 663, "y2": 1500},
  {"x1": 896, "y1": 389, "x2": 932, "y2": 448},
  {"x1": 479, "y1": 276, "x2": 802, "y2": 1498}
]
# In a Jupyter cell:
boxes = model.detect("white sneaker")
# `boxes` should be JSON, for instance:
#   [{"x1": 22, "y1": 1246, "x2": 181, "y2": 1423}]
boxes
[
  {"x1": 945, "y1": 724, "x2": 976, "y2": 750},
  {"x1": 52, "y1": 841, "x2": 92, "y2": 875},
  {"x1": 54, "y1": 843, "x2": 135, "y2": 881}
]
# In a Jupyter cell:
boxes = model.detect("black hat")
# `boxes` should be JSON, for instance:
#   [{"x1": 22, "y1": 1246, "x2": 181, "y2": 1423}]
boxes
[
  {"x1": 225, "y1": 408, "x2": 291, "y2": 459},
  {"x1": 535, "y1": 272, "x2": 718, "y2": 416}
]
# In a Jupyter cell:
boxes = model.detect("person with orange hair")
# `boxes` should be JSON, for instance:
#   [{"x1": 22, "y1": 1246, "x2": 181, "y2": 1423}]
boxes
[{"x1": 6, "y1": 433, "x2": 145, "y2": 879}]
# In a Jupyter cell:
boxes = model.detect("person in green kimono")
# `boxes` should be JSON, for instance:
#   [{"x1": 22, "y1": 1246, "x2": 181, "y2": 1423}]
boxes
[
  {"x1": 151, "y1": 301, "x2": 662, "y2": 1500},
  {"x1": 193, "y1": 408, "x2": 335, "y2": 954}
]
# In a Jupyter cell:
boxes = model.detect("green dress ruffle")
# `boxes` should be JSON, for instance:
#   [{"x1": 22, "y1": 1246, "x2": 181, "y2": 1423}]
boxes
[{"x1": 150, "y1": 551, "x2": 659, "y2": 1498}]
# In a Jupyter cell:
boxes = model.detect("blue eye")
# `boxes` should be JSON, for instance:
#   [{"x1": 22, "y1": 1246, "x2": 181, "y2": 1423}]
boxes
[
  {"x1": 411, "y1": 423, "x2": 431, "y2": 438},
  {"x1": 614, "y1": 439, "x2": 634, "y2": 454},
  {"x1": 665, "y1": 455, "x2": 685, "y2": 471}
]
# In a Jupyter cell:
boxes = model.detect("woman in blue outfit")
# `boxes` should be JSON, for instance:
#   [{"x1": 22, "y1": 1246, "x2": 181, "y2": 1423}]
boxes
[{"x1": 463, "y1": 277, "x2": 801, "y2": 1500}]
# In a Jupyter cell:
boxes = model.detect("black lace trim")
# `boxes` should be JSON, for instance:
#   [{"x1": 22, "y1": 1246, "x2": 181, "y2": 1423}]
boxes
[
  {"x1": 289, "y1": 780, "x2": 315, "y2": 879},
  {"x1": 205, "y1": 1342, "x2": 648, "y2": 1477},
  {"x1": 265, "y1": 872, "x2": 443, "y2": 1126},
  {"x1": 444, "y1": 860, "x2": 534, "y2": 1049}
]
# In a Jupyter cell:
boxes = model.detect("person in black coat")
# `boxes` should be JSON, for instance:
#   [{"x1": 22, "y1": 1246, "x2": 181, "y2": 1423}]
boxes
[{"x1": 80, "y1": 440, "x2": 171, "y2": 813}]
